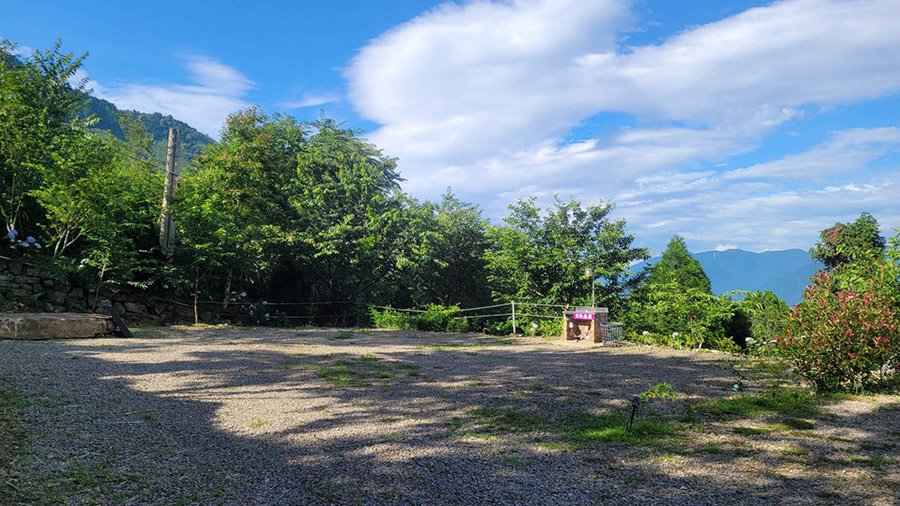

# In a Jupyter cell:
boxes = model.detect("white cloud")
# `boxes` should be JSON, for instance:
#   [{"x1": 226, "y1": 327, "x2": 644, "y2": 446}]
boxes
[
  {"x1": 89, "y1": 55, "x2": 254, "y2": 138},
  {"x1": 346, "y1": 0, "x2": 900, "y2": 251},
  {"x1": 281, "y1": 91, "x2": 341, "y2": 109}
]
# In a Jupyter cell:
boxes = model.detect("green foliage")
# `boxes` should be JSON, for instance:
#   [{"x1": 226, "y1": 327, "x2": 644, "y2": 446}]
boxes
[
  {"x1": 388, "y1": 189, "x2": 492, "y2": 309},
  {"x1": 627, "y1": 235, "x2": 737, "y2": 351},
  {"x1": 484, "y1": 197, "x2": 648, "y2": 311},
  {"x1": 810, "y1": 212, "x2": 885, "y2": 269},
  {"x1": 635, "y1": 282, "x2": 736, "y2": 350},
  {"x1": 781, "y1": 271, "x2": 899, "y2": 392},
  {"x1": 369, "y1": 304, "x2": 462, "y2": 332},
  {"x1": 1, "y1": 40, "x2": 164, "y2": 297},
  {"x1": 639, "y1": 383, "x2": 678, "y2": 402},
  {"x1": 694, "y1": 387, "x2": 819, "y2": 418},
  {"x1": 737, "y1": 290, "x2": 791, "y2": 353},
  {"x1": 647, "y1": 235, "x2": 711, "y2": 292},
  {"x1": 0, "y1": 39, "x2": 89, "y2": 233}
]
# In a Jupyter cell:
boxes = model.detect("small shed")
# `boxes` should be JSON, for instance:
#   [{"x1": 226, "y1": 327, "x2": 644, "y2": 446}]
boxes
[{"x1": 562, "y1": 307, "x2": 608, "y2": 343}]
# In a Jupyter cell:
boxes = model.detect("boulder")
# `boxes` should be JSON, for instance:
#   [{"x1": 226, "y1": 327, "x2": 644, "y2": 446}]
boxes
[
  {"x1": 49, "y1": 290, "x2": 68, "y2": 305},
  {"x1": 124, "y1": 302, "x2": 146, "y2": 314},
  {"x1": 0, "y1": 313, "x2": 116, "y2": 340}
]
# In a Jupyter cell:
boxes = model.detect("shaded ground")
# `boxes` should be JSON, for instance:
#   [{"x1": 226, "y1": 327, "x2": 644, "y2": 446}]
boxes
[{"x1": 0, "y1": 326, "x2": 898, "y2": 505}]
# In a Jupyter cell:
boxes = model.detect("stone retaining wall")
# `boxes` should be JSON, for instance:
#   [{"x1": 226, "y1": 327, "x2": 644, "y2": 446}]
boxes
[{"x1": 0, "y1": 256, "x2": 191, "y2": 323}]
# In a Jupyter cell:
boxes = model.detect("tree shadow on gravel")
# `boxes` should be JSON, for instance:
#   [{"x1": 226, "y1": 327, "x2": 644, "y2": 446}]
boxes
[{"x1": 1, "y1": 330, "x2": 897, "y2": 505}]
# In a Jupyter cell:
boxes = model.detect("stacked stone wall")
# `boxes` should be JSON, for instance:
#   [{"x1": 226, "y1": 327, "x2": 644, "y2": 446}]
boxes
[{"x1": 0, "y1": 256, "x2": 187, "y2": 323}]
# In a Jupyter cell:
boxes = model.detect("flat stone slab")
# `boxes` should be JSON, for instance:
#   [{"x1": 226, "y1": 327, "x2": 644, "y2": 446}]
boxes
[{"x1": 0, "y1": 313, "x2": 117, "y2": 340}]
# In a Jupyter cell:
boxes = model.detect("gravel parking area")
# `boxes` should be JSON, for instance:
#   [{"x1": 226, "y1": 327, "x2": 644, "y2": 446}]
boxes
[{"x1": 1, "y1": 326, "x2": 898, "y2": 505}]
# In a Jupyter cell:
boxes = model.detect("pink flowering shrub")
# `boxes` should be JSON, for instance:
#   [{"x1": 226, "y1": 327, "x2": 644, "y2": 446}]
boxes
[{"x1": 780, "y1": 272, "x2": 898, "y2": 391}]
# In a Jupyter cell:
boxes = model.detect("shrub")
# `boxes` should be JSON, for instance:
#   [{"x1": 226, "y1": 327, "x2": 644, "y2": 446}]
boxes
[
  {"x1": 781, "y1": 272, "x2": 899, "y2": 391},
  {"x1": 369, "y1": 304, "x2": 461, "y2": 332},
  {"x1": 370, "y1": 307, "x2": 413, "y2": 330},
  {"x1": 414, "y1": 304, "x2": 460, "y2": 332},
  {"x1": 737, "y1": 290, "x2": 791, "y2": 353}
]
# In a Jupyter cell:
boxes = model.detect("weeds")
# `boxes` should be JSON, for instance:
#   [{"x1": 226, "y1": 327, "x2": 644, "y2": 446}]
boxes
[{"x1": 315, "y1": 355, "x2": 420, "y2": 387}]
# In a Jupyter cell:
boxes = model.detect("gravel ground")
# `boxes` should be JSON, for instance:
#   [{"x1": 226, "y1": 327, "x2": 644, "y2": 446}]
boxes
[{"x1": 1, "y1": 326, "x2": 898, "y2": 505}]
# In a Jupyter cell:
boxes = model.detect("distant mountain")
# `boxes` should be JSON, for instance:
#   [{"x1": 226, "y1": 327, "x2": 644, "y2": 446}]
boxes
[
  {"x1": 80, "y1": 96, "x2": 214, "y2": 171},
  {"x1": 3, "y1": 50, "x2": 214, "y2": 169},
  {"x1": 633, "y1": 249, "x2": 819, "y2": 305}
]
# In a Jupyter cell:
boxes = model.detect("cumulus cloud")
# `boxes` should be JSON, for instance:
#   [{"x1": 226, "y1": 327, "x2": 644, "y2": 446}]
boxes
[
  {"x1": 89, "y1": 55, "x2": 254, "y2": 138},
  {"x1": 347, "y1": 0, "x2": 900, "y2": 251}
]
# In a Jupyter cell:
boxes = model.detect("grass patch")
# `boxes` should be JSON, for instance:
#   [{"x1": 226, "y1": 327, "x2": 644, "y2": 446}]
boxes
[
  {"x1": 780, "y1": 446, "x2": 810, "y2": 457},
  {"x1": 562, "y1": 411, "x2": 679, "y2": 446},
  {"x1": 695, "y1": 388, "x2": 819, "y2": 419},
  {"x1": 315, "y1": 354, "x2": 420, "y2": 387},
  {"x1": 782, "y1": 417, "x2": 815, "y2": 430},
  {"x1": 131, "y1": 329, "x2": 168, "y2": 339},
  {"x1": 416, "y1": 343, "x2": 485, "y2": 351},
  {"x1": 469, "y1": 407, "x2": 549, "y2": 432},
  {"x1": 327, "y1": 331, "x2": 354, "y2": 341},
  {"x1": 0, "y1": 385, "x2": 28, "y2": 500},
  {"x1": 478, "y1": 337, "x2": 517, "y2": 345},
  {"x1": 460, "y1": 405, "x2": 681, "y2": 448},
  {"x1": 849, "y1": 455, "x2": 893, "y2": 468},
  {"x1": 249, "y1": 419, "x2": 267, "y2": 428},
  {"x1": 732, "y1": 426, "x2": 770, "y2": 436}
]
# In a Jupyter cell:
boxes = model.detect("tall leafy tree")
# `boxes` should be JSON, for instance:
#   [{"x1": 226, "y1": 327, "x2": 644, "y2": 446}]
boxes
[
  {"x1": 175, "y1": 108, "x2": 306, "y2": 312},
  {"x1": 0, "y1": 39, "x2": 89, "y2": 233},
  {"x1": 388, "y1": 189, "x2": 491, "y2": 308},
  {"x1": 810, "y1": 212, "x2": 885, "y2": 268},
  {"x1": 290, "y1": 117, "x2": 406, "y2": 305},
  {"x1": 484, "y1": 197, "x2": 649, "y2": 310}
]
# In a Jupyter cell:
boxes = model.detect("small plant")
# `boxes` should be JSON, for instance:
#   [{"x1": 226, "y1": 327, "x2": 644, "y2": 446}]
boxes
[{"x1": 639, "y1": 383, "x2": 678, "y2": 402}]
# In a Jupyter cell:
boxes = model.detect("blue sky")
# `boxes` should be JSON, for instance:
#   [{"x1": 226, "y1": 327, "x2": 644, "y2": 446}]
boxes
[{"x1": 4, "y1": 0, "x2": 899, "y2": 254}]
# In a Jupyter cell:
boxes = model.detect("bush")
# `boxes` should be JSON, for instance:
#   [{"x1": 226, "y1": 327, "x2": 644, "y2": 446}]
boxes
[
  {"x1": 369, "y1": 304, "x2": 461, "y2": 332},
  {"x1": 415, "y1": 304, "x2": 461, "y2": 332},
  {"x1": 781, "y1": 272, "x2": 899, "y2": 391},
  {"x1": 370, "y1": 307, "x2": 413, "y2": 330},
  {"x1": 737, "y1": 290, "x2": 790, "y2": 353}
]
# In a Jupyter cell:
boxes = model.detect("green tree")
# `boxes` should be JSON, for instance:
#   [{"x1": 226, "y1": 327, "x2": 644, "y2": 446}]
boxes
[
  {"x1": 390, "y1": 189, "x2": 491, "y2": 308},
  {"x1": 810, "y1": 212, "x2": 885, "y2": 269},
  {"x1": 175, "y1": 108, "x2": 306, "y2": 314},
  {"x1": 0, "y1": 39, "x2": 89, "y2": 234},
  {"x1": 647, "y1": 235, "x2": 711, "y2": 292},
  {"x1": 484, "y1": 197, "x2": 648, "y2": 311},
  {"x1": 289, "y1": 117, "x2": 406, "y2": 307}
]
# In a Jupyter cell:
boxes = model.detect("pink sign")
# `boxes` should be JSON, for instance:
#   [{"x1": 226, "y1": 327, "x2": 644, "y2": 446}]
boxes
[{"x1": 573, "y1": 312, "x2": 594, "y2": 321}]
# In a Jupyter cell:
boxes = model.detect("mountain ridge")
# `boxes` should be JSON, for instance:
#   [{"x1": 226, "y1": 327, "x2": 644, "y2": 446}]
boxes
[{"x1": 633, "y1": 248, "x2": 819, "y2": 305}]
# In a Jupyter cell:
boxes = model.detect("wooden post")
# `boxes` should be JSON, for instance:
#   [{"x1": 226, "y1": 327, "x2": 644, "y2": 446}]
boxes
[
  {"x1": 511, "y1": 301, "x2": 516, "y2": 336},
  {"x1": 159, "y1": 128, "x2": 179, "y2": 260}
]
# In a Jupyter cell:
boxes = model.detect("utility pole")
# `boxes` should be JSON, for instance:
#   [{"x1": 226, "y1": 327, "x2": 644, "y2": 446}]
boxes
[{"x1": 159, "y1": 128, "x2": 179, "y2": 260}]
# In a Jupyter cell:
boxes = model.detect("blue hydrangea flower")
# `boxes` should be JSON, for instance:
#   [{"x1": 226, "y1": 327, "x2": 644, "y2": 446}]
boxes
[
  {"x1": 6, "y1": 229, "x2": 17, "y2": 240},
  {"x1": 26, "y1": 236, "x2": 35, "y2": 243},
  {"x1": 34, "y1": 243, "x2": 42, "y2": 249},
  {"x1": 18, "y1": 241, "x2": 29, "y2": 247}
]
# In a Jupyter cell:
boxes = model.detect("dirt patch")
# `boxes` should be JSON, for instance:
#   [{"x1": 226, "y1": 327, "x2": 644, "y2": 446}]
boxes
[{"x1": 0, "y1": 326, "x2": 897, "y2": 505}]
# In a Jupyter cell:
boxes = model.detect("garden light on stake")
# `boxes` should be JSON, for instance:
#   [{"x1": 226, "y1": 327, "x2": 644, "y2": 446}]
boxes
[{"x1": 626, "y1": 395, "x2": 641, "y2": 431}]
